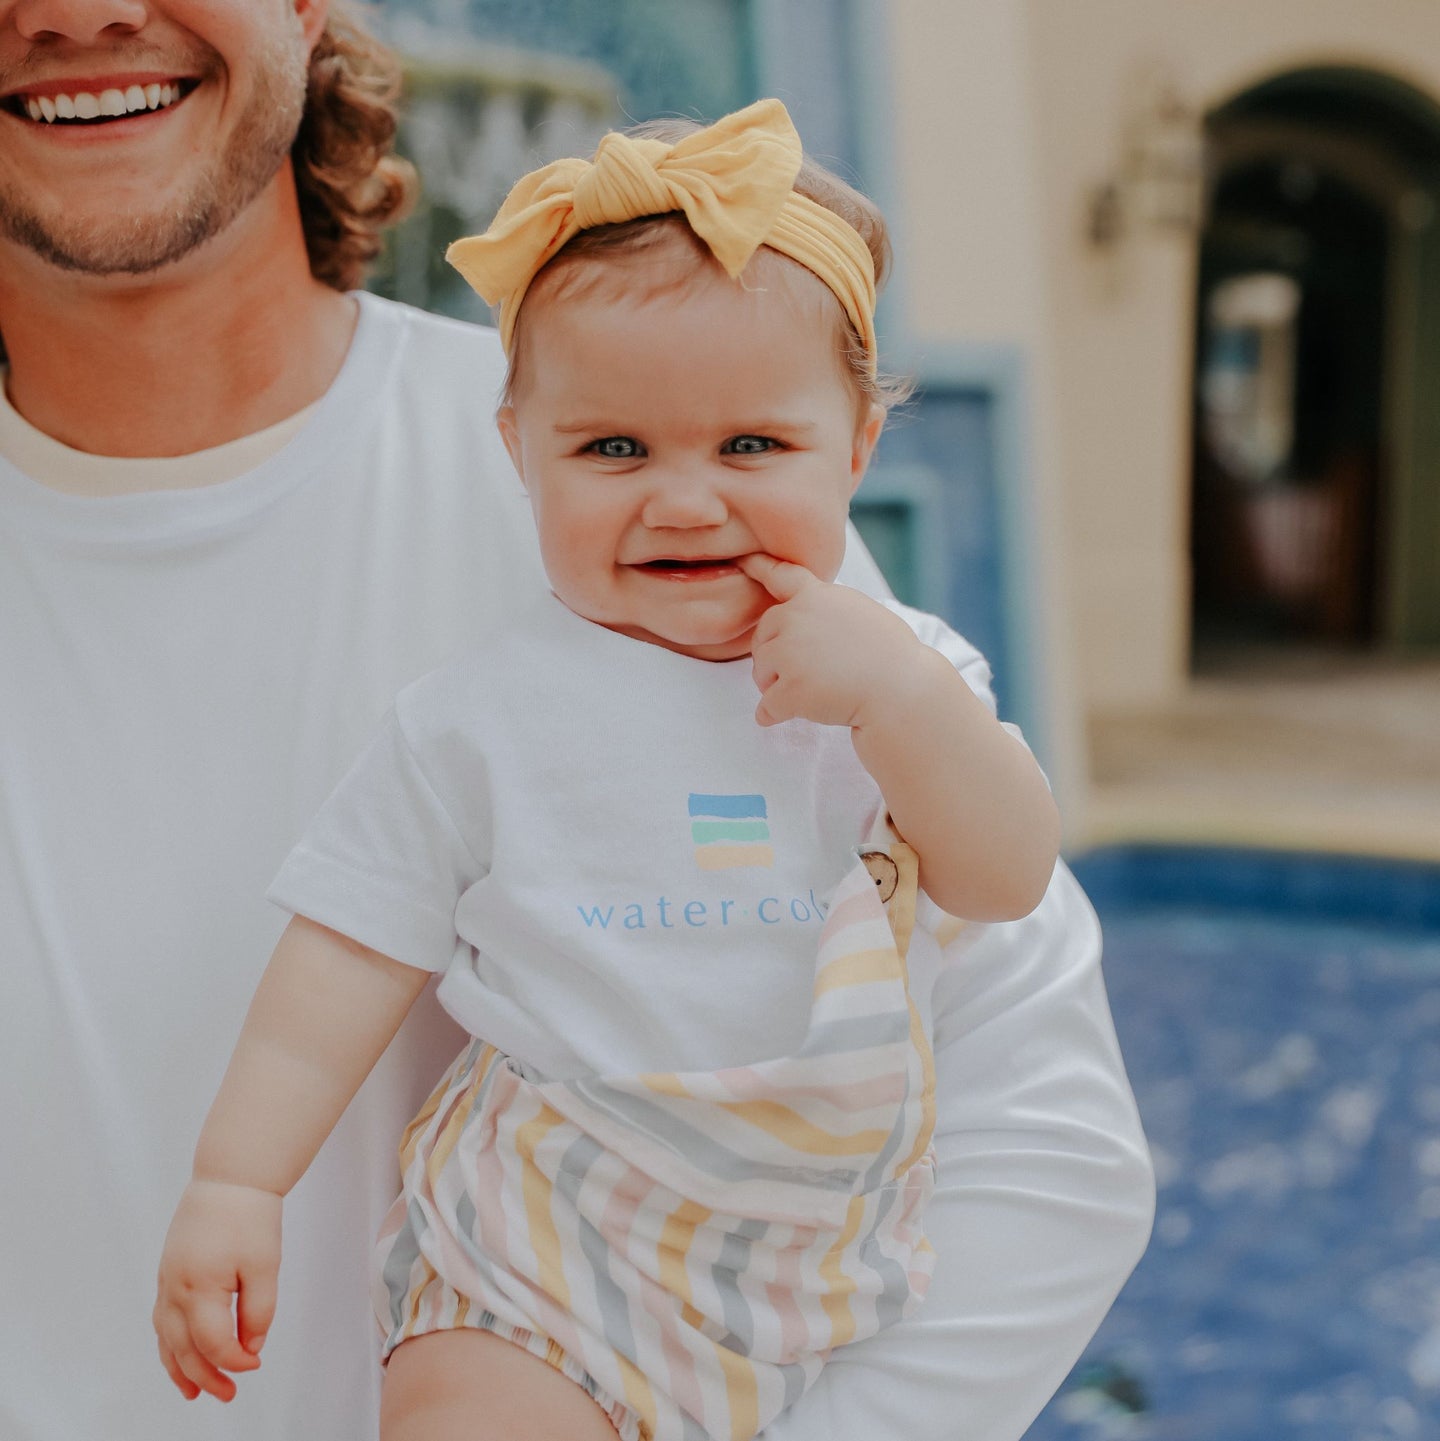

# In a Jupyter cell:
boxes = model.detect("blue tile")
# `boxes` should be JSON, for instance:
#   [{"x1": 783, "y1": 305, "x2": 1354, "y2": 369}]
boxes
[
  {"x1": 1029, "y1": 849, "x2": 1440, "y2": 1440},
  {"x1": 1070, "y1": 844, "x2": 1440, "y2": 930}
]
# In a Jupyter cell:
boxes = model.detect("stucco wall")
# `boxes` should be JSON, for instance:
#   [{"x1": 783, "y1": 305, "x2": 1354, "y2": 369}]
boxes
[
  {"x1": 887, "y1": 0, "x2": 1440, "y2": 750},
  {"x1": 885, "y1": 0, "x2": 1091, "y2": 825}
]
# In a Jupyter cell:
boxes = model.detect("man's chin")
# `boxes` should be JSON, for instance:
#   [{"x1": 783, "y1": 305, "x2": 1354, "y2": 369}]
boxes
[
  {"x1": 0, "y1": 204, "x2": 223, "y2": 276},
  {"x1": 0, "y1": 60, "x2": 303, "y2": 280}
]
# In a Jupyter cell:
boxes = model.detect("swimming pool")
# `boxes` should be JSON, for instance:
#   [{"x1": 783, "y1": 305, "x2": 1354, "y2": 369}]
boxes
[{"x1": 1026, "y1": 847, "x2": 1440, "y2": 1441}]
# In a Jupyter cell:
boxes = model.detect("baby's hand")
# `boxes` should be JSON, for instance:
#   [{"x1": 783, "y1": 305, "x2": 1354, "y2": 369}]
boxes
[
  {"x1": 738, "y1": 553, "x2": 933, "y2": 729},
  {"x1": 153, "y1": 1179, "x2": 282, "y2": 1402}
]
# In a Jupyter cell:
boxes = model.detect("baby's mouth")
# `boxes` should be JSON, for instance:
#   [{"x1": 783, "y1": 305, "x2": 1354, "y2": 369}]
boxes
[
  {"x1": 4, "y1": 79, "x2": 197, "y2": 125},
  {"x1": 637, "y1": 558, "x2": 740, "y2": 574}
]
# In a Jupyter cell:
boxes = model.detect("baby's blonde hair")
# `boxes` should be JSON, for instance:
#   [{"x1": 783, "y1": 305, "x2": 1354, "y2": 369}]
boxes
[{"x1": 503, "y1": 117, "x2": 910, "y2": 412}]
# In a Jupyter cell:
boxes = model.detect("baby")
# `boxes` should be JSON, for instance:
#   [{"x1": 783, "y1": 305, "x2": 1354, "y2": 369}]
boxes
[{"x1": 154, "y1": 99, "x2": 1060, "y2": 1441}]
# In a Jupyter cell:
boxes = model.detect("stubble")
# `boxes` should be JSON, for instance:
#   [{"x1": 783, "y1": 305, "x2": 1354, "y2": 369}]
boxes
[{"x1": 0, "y1": 24, "x2": 308, "y2": 276}]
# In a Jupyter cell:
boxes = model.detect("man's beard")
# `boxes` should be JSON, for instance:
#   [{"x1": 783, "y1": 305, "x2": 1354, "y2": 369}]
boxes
[{"x1": 0, "y1": 29, "x2": 308, "y2": 276}]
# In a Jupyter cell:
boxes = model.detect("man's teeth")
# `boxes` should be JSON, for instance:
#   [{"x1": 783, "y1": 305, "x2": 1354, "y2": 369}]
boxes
[{"x1": 24, "y1": 83, "x2": 181, "y2": 123}]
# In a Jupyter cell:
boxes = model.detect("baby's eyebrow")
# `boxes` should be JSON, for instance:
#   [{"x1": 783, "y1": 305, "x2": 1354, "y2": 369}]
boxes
[
  {"x1": 551, "y1": 419, "x2": 623, "y2": 434},
  {"x1": 548, "y1": 417, "x2": 821, "y2": 438},
  {"x1": 735, "y1": 420, "x2": 818, "y2": 435}
]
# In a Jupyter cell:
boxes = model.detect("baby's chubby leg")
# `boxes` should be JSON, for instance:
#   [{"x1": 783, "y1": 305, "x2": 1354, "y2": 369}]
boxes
[{"x1": 381, "y1": 1329, "x2": 622, "y2": 1441}]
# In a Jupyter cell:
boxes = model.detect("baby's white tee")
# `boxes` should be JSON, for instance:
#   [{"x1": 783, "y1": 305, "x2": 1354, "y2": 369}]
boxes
[{"x1": 269, "y1": 590, "x2": 996, "y2": 1079}]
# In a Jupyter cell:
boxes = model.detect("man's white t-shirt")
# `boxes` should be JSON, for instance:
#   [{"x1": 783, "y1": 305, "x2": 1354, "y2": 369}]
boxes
[
  {"x1": 1, "y1": 295, "x2": 543, "y2": 1439},
  {"x1": 1, "y1": 294, "x2": 1152, "y2": 1441}
]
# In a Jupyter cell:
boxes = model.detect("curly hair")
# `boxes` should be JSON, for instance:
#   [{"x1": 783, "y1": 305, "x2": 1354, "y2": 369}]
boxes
[{"x1": 292, "y1": 4, "x2": 418, "y2": 292}]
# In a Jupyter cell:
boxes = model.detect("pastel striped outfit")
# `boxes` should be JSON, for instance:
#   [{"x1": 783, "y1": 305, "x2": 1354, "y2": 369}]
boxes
[
  {"x1": 375, "y1": 840, "x2": 935, "y2": 1441},
  {"x1": 269, "y1": 594, "x2": 981, "y2": 1441}
]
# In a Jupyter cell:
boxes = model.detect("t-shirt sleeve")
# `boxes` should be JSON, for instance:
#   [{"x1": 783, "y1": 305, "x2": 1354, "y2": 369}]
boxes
[
  {"x1": 757, "y1": 864, "x2": 1155, "y2": 1441},
  {"x1": 882, "y1": 597, "x2": 1001, "y2": 717},
  {"x1": 266, "y1": 705, "x2": 483, "y2": 972},
  {"x1": 835, "y1": 526, "x2": 1006, "y2": 721},
  {"x1": 880, "y1": 600, "x2": 1046, "y2": 786}
]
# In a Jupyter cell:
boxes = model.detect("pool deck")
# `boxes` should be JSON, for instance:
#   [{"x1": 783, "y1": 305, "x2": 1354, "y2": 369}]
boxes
[{"x1": 1082, "y1": 652, "x2": 1440, "y2": 863}]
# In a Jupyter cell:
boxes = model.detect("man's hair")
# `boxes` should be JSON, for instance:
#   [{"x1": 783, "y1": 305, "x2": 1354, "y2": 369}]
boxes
[{"x1": 294, "y1": 5, "x2": 418, "y2": 292}]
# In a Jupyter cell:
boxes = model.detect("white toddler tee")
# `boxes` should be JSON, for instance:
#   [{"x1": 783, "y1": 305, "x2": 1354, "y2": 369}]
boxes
[{"x1": 269, "y1": 590, "x2": 994, "y2": 1079}]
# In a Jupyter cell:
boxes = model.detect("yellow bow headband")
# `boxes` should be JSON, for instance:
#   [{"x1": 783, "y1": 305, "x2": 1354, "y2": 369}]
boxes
[{"x1": 446, "y1": 98, "x2": 878, "y2": 375}]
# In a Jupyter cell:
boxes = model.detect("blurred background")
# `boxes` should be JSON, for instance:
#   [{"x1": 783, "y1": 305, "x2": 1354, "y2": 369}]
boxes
[{"x1": 363, "y1": 1, "x2": 1440, "y2": 1435}]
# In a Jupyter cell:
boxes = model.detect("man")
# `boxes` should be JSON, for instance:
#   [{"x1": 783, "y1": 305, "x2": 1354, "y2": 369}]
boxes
[{"x1": 0, "y1": 3, "x2": 1152, "y2": 1438}]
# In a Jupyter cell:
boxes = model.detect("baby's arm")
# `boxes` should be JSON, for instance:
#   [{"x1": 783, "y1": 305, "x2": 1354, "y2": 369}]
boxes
[
  {"x1": 153, "y1": 915, "x2": 430, "y2": 1402},
  {"x1": 739, "y1": 554, "x2": 1060, "y2": 921}
]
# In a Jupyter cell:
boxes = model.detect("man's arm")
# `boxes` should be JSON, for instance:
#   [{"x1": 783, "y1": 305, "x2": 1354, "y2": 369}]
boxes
[{"x1": 760, "y1": 862, "x2": 1155, "y2": 1441}]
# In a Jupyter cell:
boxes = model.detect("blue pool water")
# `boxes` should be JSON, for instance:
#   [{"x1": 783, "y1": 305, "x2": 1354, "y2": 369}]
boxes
[{"x1": 1026, "y1": 848, "x2": 1440, "y2": 1441}]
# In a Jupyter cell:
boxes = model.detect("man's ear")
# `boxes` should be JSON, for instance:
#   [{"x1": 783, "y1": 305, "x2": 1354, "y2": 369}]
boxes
[
  {"x1": 293, "y1": 0, "x2": 331, "y2": 51},
  {"x1": 497, "y1": 405, "x2": 526, "y2": 487},
  {"x1": 849, "y1": 402, "x2": 886, "y2": 497}
]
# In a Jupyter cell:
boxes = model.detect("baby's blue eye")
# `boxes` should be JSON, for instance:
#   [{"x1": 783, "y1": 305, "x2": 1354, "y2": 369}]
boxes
[
  {"x1": 590, "y1": 436, "x2": 641, "y2": 459},
  {"x1": 725, "y1": 435, "x2": 776, "y2": 455}
]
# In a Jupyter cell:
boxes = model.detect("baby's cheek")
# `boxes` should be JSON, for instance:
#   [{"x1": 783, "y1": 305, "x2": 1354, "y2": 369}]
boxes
[{"x1": 804, "y1": 520, "x2": 851, "y2": 583}]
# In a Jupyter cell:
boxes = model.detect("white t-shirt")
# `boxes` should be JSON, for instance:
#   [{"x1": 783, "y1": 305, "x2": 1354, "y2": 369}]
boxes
[
  {"x1": 1, "y1": 295, "x2": 543, "y2": 1440},
  {"x1": 1, "y1": 294, "x2": 1152, "y2": 1441},
  {"x1": 270, "y1": 590, "x2": 986, "y2": 1080}
]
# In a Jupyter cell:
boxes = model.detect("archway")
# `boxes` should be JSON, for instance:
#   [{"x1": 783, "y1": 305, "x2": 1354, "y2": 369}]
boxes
[{"x1": 1190, "y1": 67, "x2": 1440, "y2": 667}]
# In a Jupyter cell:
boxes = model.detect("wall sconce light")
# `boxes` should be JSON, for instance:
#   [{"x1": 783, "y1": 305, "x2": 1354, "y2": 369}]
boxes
[{"x1": 1086, "y1": 75, "x2": 1206, "y2": 248}]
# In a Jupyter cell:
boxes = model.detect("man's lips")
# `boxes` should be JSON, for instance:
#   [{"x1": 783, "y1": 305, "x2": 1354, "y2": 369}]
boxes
[{"x1": 1, "y1": 74, "x2": 198, "y2": 125}]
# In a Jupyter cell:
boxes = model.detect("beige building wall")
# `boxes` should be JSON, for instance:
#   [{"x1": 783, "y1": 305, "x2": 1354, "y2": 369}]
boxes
[
  {"x1": 886, "y1": 0, "x2": 1089, "y2": 822},
  {"x1": 887, "y1": 0, "x2": 1440, "y2": 836}
]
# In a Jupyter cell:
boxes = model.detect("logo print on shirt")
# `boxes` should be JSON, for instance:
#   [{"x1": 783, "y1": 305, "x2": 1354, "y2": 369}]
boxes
[{"x1": 689, "y1": 793, "x2": 773, "y2": 870}]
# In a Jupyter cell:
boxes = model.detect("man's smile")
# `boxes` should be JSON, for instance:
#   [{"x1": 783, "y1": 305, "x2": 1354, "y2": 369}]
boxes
[{"x1": 2, "y1": 75, "x2": 198, "y2": 126}]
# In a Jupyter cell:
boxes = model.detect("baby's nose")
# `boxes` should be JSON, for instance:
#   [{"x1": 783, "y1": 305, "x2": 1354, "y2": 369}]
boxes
[{"x1": 640, "y1": 470, "x2": 729, "y2": 528}]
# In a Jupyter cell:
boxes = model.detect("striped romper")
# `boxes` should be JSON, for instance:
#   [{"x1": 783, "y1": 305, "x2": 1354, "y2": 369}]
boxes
[{"x1": 374, "y1": 838, "x2": 937, "y2": 1441}]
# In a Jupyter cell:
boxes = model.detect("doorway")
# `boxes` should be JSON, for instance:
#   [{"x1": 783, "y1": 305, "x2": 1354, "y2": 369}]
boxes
[{"x1": 1190, "y1": 68, "x2": 1440, "y2": 667}]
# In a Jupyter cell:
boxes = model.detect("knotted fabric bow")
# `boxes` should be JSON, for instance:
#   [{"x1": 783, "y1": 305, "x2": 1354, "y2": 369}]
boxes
[{"x1": 446, "y1": 98, "x2": 878, "y2": 373}]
